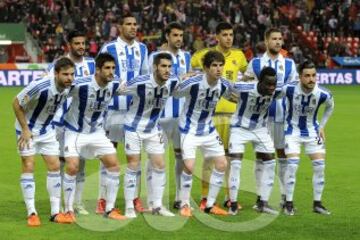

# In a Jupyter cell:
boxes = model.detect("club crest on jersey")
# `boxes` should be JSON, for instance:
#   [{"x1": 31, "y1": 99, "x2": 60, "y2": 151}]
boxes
[
  {"x1": 89, "y1": 94, "x2": 95, "y2": 98},
  {"x1": 199, "y1": 92, "x2": 205, "y2": 97},
  {"x1": 107, "y1": 91, "x2": 111, "y2": 97},
  {"x1": 232, "y1": 60, "x2": 237, "y2": 65},
  {"x1": 119, "y1": 51, "x2": 124, "y2": 56},
  {"x1": 214, "y1": 91, "x2": 219, "y2": 98},
  {"x1": 84, "y1": 70, "x2": 89, "y2": 76},
  {"x1": 181, "y1": 59, "x2": 185, "y2": 65},
  {"x1": 135, "y1": 50, "x2": 140, "y2": 57},
  {"x1": 312, "y1": 99, "x2": 317, "y2": 105}
]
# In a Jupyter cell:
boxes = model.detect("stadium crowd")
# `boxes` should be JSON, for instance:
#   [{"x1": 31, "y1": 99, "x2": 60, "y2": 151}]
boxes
[{"x1": 0, "y1": 0, "x2": 359, "y2": 64}]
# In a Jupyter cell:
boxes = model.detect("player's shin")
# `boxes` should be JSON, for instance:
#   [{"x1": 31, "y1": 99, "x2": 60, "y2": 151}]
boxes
[
  {"x1": 63, "y1": 173, "x2": 76, "y2": 212},
  {"x1": 124, "y1": 168, "x2": 137, "y2": 209},
  {"x1": 206, "y1": 169, "x2": 225, "y2": 208},
  {"x1": 151, "y1": 168, "x2": 166, "y2": 208},
  {"x1": 312, "y1": 159, "x2": 325, "y2": 201},
  {"x1": 180, "y1": 171, "x2": 193, "y2": 207},
  {"x1": 98, "y1": 162, "x2": 107, "y2": 200},
  {"x1": 284, "y1": 158, "x2": 300, "y2": 202},
  {"x1": 47, "y1": 171, "x2": 61, "y2": 216},
  {"x1": 260, "y1": 159, "x2": 276, "y2": 201},
  {"x1": 20, "y1": 173, "x2": 36, "y2": 215},
  {"x1": 105, "y1": 170, "x2": 120, "y2": 212},
  {"x1": 229, "y1": 160, "x2": 242, "y2": 203}
]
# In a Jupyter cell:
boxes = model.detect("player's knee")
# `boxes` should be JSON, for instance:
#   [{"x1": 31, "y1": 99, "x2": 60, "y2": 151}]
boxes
[
  {"x1": 47, "y1": 161, "x2": 60, "y2": 172},
  {"x1": 22, "y1": 162, "x2": 34, "y2": 172},
  {"x1": 66, "y1": 162, "x2": 79, "y2": 175},
  {"x1": 215, "y1": 158, "x2": 227, "y2": 172}
]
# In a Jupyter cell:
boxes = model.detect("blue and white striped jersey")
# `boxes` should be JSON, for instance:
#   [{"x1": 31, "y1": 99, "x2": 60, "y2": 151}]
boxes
[
  {"x1": 245, "y1": 52, "x2": 298, "y2": 122},
  {"x1": 100, "y1": 37, "x2": 149, "y2": 111},
  {"x1": 149, "y1": 49, "x2": 191, "y2": 119},
  {"x1": 48, "y1": 55, "x2": 96, "y2": 127},
  {"x1": 64, "y1": 76, "x2": 120, "y2": 134},
  {"x1": 15, "y1": 75, "x2": 70, "y2": 136},
  {"x1": 174, "y1": 74, "x2": 232, "y2": 136},
  {"x1": 231, "y1": 81, "x2": 281, "y2": 130},
  {"x1": 120, "y1": 74, "x2": 179, "y2": 133},
  {"x1": 282, "y1": 82, "x2": 334, "y2": 137}
]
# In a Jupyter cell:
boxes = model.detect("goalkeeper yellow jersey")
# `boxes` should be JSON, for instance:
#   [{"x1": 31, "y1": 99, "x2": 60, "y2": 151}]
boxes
[{"x1": 191, "y1": 46, "x2": 248, "y2": 113}]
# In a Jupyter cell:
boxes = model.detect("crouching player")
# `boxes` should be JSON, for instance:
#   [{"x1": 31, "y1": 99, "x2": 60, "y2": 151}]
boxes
[
  {"x1": 228, "y1": 67, "x2": 280, "y2": 215},
  {"x1": 13, "y1": 58, "x2": 75, "y2": 226},
  {"x1": 62, "y1": 53, "x2": 127, "y2": 222},
  {"x1": 282, "y1": 61, "x2": 334, "y2": 215},
  {"x1": 174, "y1": 50, "x2": 231, "y2": 217}
]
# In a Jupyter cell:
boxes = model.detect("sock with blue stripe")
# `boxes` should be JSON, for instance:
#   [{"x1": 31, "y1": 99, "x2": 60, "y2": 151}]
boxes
[
  {"x1": 47, "y1": 171, "x2": 61, "y2": 216},
  {"x1": 20, "y1": 173, "x2": 36, "y2": 216},
  {"x1": 285, "y1": 158, "x2": 300, "y2": 202},
  {"x1": 312, "y1": 159, "x2": 325, "y2": 201}
]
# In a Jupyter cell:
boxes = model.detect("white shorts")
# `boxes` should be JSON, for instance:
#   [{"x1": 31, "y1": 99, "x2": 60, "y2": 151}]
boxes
[
  {"x1": 55, "y1": 126, "x2": 66, "y2": 157},
  {"x1": 63, "y1": 129, "x2": 116, "y2": 159},
  {"x1": 229, "y1": 127, "x2": 275, "y2": 154},
  {"x1": 159, "y1": 118, "x2": 181, "y2": 149},
  {"x1": 180, "y1": 131, "x2": 225, "y2": 160},
  {"x1": 16, "y1": 130, "x2": 59, "y2": 156},
  {"x1": 268, "y1": 120, "x2": 285, "y2": 149},
  {"x1": 285, "y1": 135, "x2": 326, "y2": 155},
  {"x1": 124, "y1": 130, "x2": 165, "y2": 155},
  {"x1": 104, "y1": 110, "x2": 125, "y2": 143}
]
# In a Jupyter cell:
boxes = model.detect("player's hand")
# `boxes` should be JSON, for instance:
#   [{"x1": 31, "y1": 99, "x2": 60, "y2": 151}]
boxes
[
  {"x1": 228, "y1": 91, "x2": 239, "y2": 103},
  {"x1": 18, "y1": 129, "x2": 32, "y2": 150},
  {"x1": 319, "y1": 128, "x2": 325, "y2": 142}
]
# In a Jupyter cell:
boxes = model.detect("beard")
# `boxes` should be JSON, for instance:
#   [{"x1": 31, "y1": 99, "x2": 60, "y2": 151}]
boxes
[{"x1": 268, "y1": 48, "x2": 280, "y2": 55}]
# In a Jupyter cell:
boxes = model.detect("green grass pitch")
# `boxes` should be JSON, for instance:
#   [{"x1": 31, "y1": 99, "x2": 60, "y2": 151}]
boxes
[{"x1": 0, "y1": 86, "x2": 359, "y2": 240}]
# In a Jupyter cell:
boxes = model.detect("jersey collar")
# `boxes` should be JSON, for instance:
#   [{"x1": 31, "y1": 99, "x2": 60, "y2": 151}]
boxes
[{"x1": 117, "y1": 36, "x2": 137, "y2": 48}]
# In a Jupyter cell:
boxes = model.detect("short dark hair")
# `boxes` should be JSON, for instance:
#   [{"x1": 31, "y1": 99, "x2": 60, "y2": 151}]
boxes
[
  {"x1": 264, "y1": 27, "x2": 282, "y2": 40},
  {"x1": 202, "y1": 50, "x2": 225, "y2": 68},
  {"x1": 298, "y1": 60, "x2": 316, "y2": 75},
  {"x1": 153, "y1": 52, "x2": 172, "y2": 65},
  {"x1": 54, "y1": 57, "x2": 75, "y2": 73},
  {"x1": 67, "y1": 30, "x2": 86, "y2": 43},
  {"x1": 259, "y1": 67, "x2": 277, "y2": 82},
  {"x1": 165, "y1": 22, "x2": 184, "y2": 36},
  {"x1": 95, "y1": 53, "x2": 115, "y2": 69},
  {"x1": 119, "y1": 13, "x2": 136, "y2": 25},
  {"x1": 215, "y1": 22, "x2": 233, "y2": 35}
]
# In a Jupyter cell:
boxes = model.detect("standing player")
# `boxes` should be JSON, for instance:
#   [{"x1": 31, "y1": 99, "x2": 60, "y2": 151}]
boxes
[
  {"x1": 244, "y1": 28, "x2": 298, "y2": 208},
  {"x1": 98, "y1": 13, "x2": 149, "y2": 214},
  {"x1": 174, "y1": 51, "x2": 231, "y2": 217},
  {"x1": 49, "y1": 30, "x2": 96, "y2": 215},
  {"x1": 62, "y1": 53, "x2": 127, "y2": 222},
  {"x1": 148, "y1": 22, "x2": 191, "y2": 209},
  {"x1": 121, "y1": 53, "x2": 178, "y2": 218},
  {"x1": 13, "y1": 58, "x2": 75, "y2": 226},
  {"x1": 282, "y1": 61, "x2": 334, "y2": 215},
  {"x1": 191, "y1": 22, "x2": 248, "y2": 210},
  {"x1": 228, "y1": 67, "x2": 279, "y2": 215}
]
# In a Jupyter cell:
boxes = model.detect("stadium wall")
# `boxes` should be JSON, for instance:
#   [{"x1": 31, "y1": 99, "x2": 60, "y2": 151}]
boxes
[{"x1": 0, "y1": 64, "x2": 360, "y2": 86}]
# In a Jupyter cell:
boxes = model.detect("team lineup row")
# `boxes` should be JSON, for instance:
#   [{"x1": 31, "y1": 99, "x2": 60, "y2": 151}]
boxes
[{"x1": 14, "y1": 14, "x2": 334, "y2": 227}]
